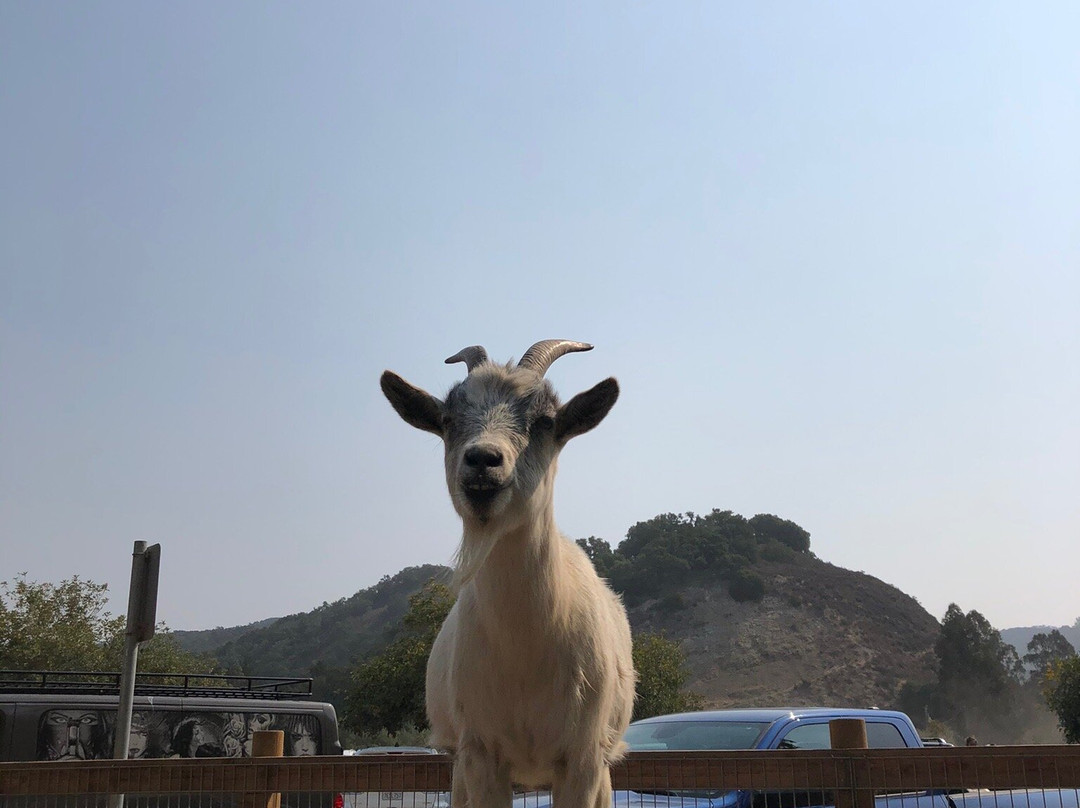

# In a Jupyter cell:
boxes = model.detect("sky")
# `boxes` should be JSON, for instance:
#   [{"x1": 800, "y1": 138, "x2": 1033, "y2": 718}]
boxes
[{"x1": 1, "y1": 2, "x2": 1077, "y2": 635}]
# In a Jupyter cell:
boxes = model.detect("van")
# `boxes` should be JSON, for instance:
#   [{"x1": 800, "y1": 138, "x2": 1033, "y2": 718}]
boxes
[
  {"x1": 0, "y1": 670, "x2": 342, "y2": 763},
  {"x1": 2, "y1": 670, "x2": 344, "y2": 808}
]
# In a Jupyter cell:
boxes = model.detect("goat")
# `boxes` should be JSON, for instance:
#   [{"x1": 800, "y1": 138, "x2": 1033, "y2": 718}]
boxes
[{"x1": 381, "y1": 340, "x2": 635, "y2": 808}]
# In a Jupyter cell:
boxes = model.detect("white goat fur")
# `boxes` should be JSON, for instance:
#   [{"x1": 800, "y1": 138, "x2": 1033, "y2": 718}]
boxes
[{"x1": 381, "y1": 343, "x2": 635, "y2": 808}]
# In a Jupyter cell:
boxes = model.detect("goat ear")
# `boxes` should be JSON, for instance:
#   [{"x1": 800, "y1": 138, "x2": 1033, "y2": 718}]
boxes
[
  {"x1": 381, "y1": 371, "x2": 445, "y2": 435},
  {"x1": 555, "y1": 377, "x2": 619, "y2": 443}
]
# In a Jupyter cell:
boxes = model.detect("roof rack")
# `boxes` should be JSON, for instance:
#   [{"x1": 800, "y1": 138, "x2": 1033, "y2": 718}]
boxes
[{"x1": 0, "y1": 670, "x2": 313, "y2": 700}]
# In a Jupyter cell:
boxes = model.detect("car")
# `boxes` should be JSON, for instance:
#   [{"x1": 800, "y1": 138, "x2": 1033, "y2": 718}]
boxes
[
  {"x1": 352, "y1": 746, "x2": 441, "y2": 755},
  {"x1": 343, "y1": 747, "x2": 449, "y2": 808}
]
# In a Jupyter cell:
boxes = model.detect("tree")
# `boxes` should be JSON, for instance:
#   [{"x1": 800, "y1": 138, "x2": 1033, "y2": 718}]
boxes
[
  {"x1": 609, "y1": 544, "x2": 691, "y2": 605},
  {"x1": 1043, "y1": 656, "x2": 1080, "y2": 743},
  {"x1": 310, "y1": 661, "x2": 356, "y2": 711},
  {"x1": 597, "y1": 509, "x2": 796, "y2": 605},
  {"x1": 576, "y1": 537, "x2": 617, "y2": 578},
  {"x1": 632, "y1": 633, "x2": 703, "y2": 721},
  {"x1": 749, "y1": 514, "x2": 811, "y2": 553},
  {"x1": 346, "y1": 580, "x2": 454, "y2": 737},
  {"x1": 1025, "y1": 630, "x2": 1076, "y2": 683},
  {"x1": 0, "y1": 574, "x2": 214, "y2": 674},
  {"x1": 933, "y1": 604, "x2": 1025, "y2": 739}
]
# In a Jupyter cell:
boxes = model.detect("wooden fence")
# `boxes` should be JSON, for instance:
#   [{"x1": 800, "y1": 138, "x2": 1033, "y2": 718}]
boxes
[{"x1": 3, "y1": 746, "x2": 1080, "y2": 806}]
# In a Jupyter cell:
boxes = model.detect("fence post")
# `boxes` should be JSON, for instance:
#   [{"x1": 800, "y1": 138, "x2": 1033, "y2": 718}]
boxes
[
  {"x1": 244, "y1": 730, "x2": 285, "y2": 808},
  {"x1": 830, "y1": 719, "x2": 872, "y2": 808}
]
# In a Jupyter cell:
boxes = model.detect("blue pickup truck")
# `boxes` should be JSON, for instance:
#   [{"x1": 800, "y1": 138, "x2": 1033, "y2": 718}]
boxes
[
  {"x1": 514, "y1": 707, "x2": 1080, "y2": 808},
  {"x1": 617, "y1": 707, "x2": 939, "y2": 808}
]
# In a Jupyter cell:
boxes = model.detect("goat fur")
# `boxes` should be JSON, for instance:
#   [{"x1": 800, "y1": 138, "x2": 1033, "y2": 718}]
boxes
[{"x1": 381, "y1": 346, "x2": 635, "y2": 808}]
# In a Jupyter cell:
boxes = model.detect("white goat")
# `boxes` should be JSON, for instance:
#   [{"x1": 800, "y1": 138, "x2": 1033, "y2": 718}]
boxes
[{"x1": 381, "y1": 340, "x2": 635, "y2": 808}]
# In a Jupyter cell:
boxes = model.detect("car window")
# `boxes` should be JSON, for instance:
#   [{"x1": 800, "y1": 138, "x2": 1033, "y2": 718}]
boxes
[
  {"x1": 865, "y1": 722, "x2": 907, "y2": 749},
  {"x1": 777, "y1": 721, "x2": 911, "y2": 750},
  {"x1": 624, "y1": 720, "x2": 770, "y2": 751},
  {"x1": 36, "y1": 708, "x2": 322, "y2": 760},
  {"x1": 777, "y1": 723, "x2": 830, "y2": 749}
]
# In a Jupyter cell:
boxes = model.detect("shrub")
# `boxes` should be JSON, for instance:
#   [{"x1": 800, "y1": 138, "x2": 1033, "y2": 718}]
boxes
[
  {"x1": 729, "y1": 569, "x2": 765, "y2": 603},
  {"x1": 658, "y1": 593, "x2": 687, "y2": 612}
]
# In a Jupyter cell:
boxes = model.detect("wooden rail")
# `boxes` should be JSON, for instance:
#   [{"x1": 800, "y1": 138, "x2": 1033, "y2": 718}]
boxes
[{"x1": 3, "y1": 747, "x2": 1080, "y2": 797}]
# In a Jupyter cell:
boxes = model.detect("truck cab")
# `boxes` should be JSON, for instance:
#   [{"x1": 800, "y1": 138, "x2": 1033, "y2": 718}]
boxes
[
  {"x1": 611, "y1": 707, "x2": 946, "y2": 808},
  {"x1": 624, "y1": 707, "x2": 922, "y2": 753}
]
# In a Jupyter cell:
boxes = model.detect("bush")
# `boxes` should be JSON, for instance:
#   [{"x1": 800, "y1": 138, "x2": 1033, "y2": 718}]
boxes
[
  {"x1": 729, "y1": 569, "x2": 765, "y2": 603},
  {"x1": 657, "y1": 593, "x2": 687, "y2": 612},
  {"x1": 632, "y1": 633, "x2": 703, "y2": 720}
]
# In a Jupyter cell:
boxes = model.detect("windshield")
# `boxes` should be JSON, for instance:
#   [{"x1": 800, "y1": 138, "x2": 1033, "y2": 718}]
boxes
[{"x1": 624, "y1": 720, "x2": 771, "y2": 751}]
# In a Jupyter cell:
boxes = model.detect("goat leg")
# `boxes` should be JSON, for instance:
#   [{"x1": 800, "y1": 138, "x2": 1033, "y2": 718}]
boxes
[
  {"x1": 551, "y1": 757, "x2": 610, "y2": 808},
  {"x1": 456, "y1": 734, "x2": 512, "y2": 808}
]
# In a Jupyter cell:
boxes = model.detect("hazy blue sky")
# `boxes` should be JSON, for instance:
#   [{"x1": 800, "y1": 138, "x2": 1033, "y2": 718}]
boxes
[{"x1": 2, "y1": 2, "x2": 1077, "y2": 634}]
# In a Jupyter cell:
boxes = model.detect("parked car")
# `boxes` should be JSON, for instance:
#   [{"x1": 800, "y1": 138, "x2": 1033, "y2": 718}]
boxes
[{"x1": 342, "y1": 747, "x2": 449, "y2": 808}]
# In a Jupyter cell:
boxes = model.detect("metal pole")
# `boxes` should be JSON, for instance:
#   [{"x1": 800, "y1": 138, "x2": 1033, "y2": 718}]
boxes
[
  {"x1": 109, "y1": 540, "x2": 148, "y2": 808},
  {"x1": 112, "y1": 631, "x2": 141, "y2": 757}
]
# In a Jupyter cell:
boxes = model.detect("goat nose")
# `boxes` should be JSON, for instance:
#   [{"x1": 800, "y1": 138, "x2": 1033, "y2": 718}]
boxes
[{"x1": 464, "y1": 445, "x2": 504, "y2": 469}]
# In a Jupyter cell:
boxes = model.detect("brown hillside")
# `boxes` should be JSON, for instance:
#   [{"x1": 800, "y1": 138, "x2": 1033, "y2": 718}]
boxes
[{"x1": 628, "y1": 554, "x2": 940, "y2": 709}]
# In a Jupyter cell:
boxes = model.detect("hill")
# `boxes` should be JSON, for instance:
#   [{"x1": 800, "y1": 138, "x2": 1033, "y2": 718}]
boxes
[
  {"x1": 627, "y1": 553, "x2": 939, "y2": 708},
  {"x1": 588, "y1": 509, "x2": 939, "y2": 708},
  {"x1": 172, "y1": 617, "x2": 280, "y2": 654},
  {"x1": 178, "y1": 511, "x2": 940, "y2": 714},
  {"x1": 1001, "y1": 621, "x2": 1080, "y2": 659},
  {"x1": 204, "y1": 564, "x2": 451, "y2": 676}
]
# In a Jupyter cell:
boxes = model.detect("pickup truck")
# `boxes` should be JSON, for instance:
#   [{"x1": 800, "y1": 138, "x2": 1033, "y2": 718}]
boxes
[{"x1": 513, "y1": 707, "x2": 1080, "y2": 808}]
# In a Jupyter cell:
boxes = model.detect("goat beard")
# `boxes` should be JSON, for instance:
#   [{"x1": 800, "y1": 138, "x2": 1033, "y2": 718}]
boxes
[{"x1": 451, "y1": 525, "x2": 502, "y2": 590}]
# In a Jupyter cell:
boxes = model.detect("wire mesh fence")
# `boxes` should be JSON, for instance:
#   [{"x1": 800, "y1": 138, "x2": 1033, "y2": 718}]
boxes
[{"x1": 3, "y1": 747, "x2": 1080, "y2": 808}]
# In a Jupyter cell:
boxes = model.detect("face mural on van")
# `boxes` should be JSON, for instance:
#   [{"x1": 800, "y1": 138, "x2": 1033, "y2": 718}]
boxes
[
  {"x1": 36, "y1": 709, "x2": 322, "y2": 760},
  {"x1": 281, "y1": 714, "x2": 319, "y2": 756},
  {"x1": 38, "y1": 709, "x2": 110, "y2": 760},
  {"x1": 128, "y1": 710, "x2": 172, "y2": 758}
]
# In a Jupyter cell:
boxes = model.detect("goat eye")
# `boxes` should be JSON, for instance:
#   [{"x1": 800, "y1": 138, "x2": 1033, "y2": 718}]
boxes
[{"x1": 533, "y1": 415, "x2": 555, "y2": 431}]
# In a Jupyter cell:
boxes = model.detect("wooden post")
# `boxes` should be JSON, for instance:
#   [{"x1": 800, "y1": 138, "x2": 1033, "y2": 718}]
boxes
[
  {"x1": 830, "y1": 719, "x2": 872, "y2": 808},
  {"x1": 244, "y1": 730, "x2": 284, "y2": 808},
  {"x1": 829, "y1": 718, "x2": 868, "y2": 750}
]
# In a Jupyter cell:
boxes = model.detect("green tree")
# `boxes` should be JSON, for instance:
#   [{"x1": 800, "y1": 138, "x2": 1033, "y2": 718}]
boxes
[
  {"x1": 310, "y1": 661, "x2": 355, "y2": 711},
  {"x1": 749, "y1": 514, "x2": 811, "y2": 553},
  {"x1": 114, "y1": 629, "x2": 217, "y2": 675},
  {"x1": 1024, "y1": 630, "x2": 1076, "y2": 684},
  {"x1": 609, "y1": 544, "x2": 691, "y2": 605},
  {"x1": 0, "y1": 574, "x2": 215, "y2": 674},
  {"x1": 576, "y1": 537, "x2": 617, "y2": 578},
  {"x1": 346, "y1": 580, "x2": 454, "y2": 736},
  {"x1": 401, "y1": 580, "x2": 455, "y2": 636},
  {"x1": 632, "y1": 633, "x2": 703, "y2": 721},
  {"x1": 1043, "y1": 656, "x2": 1080, "y2": 743},
  {"x1": 600, "y1": 509, "x2": 794, "y2": 605},
  {"x1": 933, "y1": 604, "x2": 1024, "y2": 739}
]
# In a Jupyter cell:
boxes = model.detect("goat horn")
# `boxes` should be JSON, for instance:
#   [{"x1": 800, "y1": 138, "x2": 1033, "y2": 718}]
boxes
[
  {"x1": 517, "y1": 340, "x2": 594, "y2": 376},
  {"x1": 445, "y1": 345, "x2": 490, "y2": 372}
]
